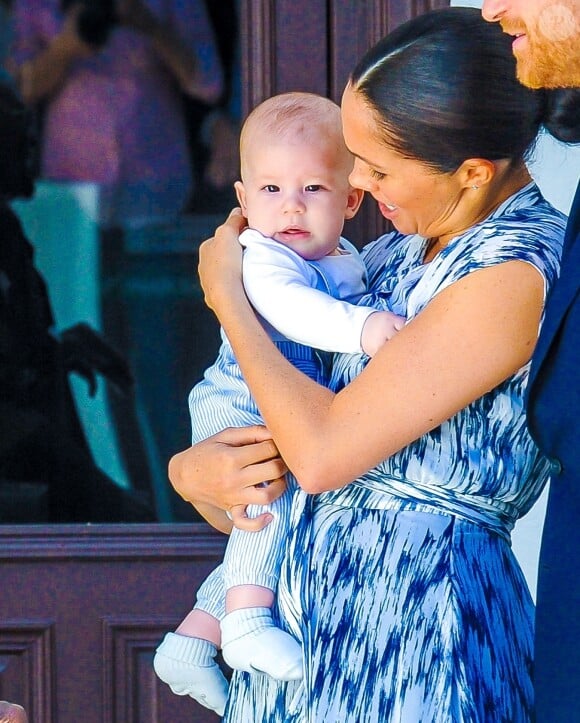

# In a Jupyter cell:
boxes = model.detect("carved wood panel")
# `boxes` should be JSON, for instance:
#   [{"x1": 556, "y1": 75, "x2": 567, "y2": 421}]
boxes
[
  {"x1": 0, "y1": 525, "x2": 226, "y2": 723},
  {"x1": 0, "y1": 622, "x2": 53, "y2": 723}
]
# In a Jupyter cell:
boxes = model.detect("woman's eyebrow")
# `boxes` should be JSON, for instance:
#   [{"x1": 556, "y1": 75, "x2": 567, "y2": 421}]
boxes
[{"x1": 350, "y1": 149, "x2": 386, "y2": 170}]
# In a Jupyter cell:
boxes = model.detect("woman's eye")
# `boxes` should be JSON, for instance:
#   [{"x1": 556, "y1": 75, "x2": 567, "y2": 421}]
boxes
[
  {"x1": 305, "y1": 185, "x2": 322, "y2": 192},
  {"x1": 264, "y1": 185, "x2": 280, "y2": 192},
  {"x1": 370, "y1": 168, "x2": 386, "y2": 181}
]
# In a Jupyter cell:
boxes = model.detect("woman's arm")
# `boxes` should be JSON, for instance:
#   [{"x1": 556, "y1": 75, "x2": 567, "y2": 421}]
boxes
[
  {"x1": 168, "y1": 425, "x2": 288, "y2": 533},
  {"x1": 199, "y1": 212, "x2": 544, "y2": 494}
]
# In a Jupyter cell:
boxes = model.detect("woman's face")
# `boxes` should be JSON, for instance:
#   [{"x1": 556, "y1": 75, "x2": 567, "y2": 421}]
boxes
[{"x1": 340, "y1": 84, "x2": 466, "y2": 241}]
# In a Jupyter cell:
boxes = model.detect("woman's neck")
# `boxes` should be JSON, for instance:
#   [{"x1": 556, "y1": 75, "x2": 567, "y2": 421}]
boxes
[{"x1": 426, "y1": 163, "x2": 532, "y2": 261}]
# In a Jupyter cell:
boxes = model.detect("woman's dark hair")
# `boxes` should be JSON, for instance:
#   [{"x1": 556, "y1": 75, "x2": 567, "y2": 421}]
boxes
[
  {"x1": 350, "y1": 7, "x2": 551, "y2": 173},
  {"x1": 543, "y1": 89, "x2": 580, "y2": 144}
]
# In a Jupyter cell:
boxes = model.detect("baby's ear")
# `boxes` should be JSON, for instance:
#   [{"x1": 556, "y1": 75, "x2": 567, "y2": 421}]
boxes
[
  {"x1": 234, "y1": 181, "x2": 248, "y2": 217},
  {"x1": 344, "y1": 186, "x2": 365, "y2": 220}
]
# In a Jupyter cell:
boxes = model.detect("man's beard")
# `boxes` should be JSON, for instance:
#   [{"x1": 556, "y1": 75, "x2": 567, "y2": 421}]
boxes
[
  {"x1": 515, "y1": 32, "x2": 580, "y2": 89},
  {"x1": 502, "y1": 4, "x2": 580, "y2": 90}
]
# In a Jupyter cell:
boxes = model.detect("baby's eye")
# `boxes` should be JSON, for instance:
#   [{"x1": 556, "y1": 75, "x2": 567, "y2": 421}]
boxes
[
  {"x1": 305, "y1": 185, "x2": 322, "y2": 192},
  {"x1": 369, "y1": 168, "x2": 386, "y2": 181},
  {"x1": 263, "y1": 185, "x2": 280, "y2": 192}
]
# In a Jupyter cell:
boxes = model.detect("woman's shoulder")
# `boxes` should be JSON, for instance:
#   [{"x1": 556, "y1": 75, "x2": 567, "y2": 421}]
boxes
[
  {"x1": 436, "y1": 185, "x2": 566, "y2": 298},
  {"x1": 467, "y1": 185, "x2": 565, "y2": 267},
  {"x1": 479, "y1": 183, "x2": 566, "y2": 240}
]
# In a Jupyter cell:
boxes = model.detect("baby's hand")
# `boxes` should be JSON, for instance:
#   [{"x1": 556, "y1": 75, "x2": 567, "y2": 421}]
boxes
[{"x1": 361, "y1": 310, "x2": 405, "y2": 357}]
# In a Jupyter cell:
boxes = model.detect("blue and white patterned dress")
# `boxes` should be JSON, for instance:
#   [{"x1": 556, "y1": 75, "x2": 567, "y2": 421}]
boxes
[{"x1": 223, "y1": 184, "x2": 566, "y2": 723}]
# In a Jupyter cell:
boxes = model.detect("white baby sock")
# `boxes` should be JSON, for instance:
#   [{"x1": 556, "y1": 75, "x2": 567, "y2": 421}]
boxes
[
  {"x1": 153, "y1": 632, "x2": 228, "y2": 716},
  {"x1": 220, "y1": 607, "x2": 303, "y2": 681}
]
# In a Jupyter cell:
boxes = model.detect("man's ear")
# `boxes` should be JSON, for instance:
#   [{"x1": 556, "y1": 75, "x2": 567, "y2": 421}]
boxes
[
  {"x1": 234, "y1": 181, "x2": 248, "y2": 217},
  {"x1": 344, "y1": 186, "x2": 365, "y2": 220}
]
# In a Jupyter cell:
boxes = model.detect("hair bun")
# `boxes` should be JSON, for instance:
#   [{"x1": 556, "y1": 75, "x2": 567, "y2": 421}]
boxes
[{"x1": 543, "y1": 88, "x2": 580, "y2": 144}]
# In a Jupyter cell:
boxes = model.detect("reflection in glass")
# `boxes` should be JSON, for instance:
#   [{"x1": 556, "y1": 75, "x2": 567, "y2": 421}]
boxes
[{"x1": 3, "y1": 0, "x2": 241, "y2": 522}]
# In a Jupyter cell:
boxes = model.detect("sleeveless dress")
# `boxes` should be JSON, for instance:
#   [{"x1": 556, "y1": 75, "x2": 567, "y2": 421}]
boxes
[{"x1": 223, "y1": 184, "x2": 565, "y2": 723}]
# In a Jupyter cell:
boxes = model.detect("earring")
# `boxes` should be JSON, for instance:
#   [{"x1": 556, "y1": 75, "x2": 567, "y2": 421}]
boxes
[{"x1": 471, "y1": 185, "x2": 479, "y2": 190}]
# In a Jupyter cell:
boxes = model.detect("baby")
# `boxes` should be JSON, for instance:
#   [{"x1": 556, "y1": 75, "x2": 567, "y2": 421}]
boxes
[{"x1": 153, "y1": 91, "x2": 404, "y2": 716}]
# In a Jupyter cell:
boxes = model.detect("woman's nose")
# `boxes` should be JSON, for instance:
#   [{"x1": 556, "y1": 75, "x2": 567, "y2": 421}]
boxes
[{"x1": 349, "y1": 161, "x2": 375, "y2": 193}]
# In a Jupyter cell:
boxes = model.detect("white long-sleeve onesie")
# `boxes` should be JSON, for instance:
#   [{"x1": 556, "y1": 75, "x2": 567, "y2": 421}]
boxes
[{"x1": 240, "y1": 228, "x2": 375, "y2": 352}]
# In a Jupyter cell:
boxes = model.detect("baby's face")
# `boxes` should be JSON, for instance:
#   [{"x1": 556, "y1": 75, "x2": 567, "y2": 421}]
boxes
[{"x1": 236, "y1": 140, "x2": 357, "y2": 261}]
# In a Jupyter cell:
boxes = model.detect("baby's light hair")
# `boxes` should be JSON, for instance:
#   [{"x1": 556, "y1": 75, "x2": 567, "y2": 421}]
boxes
[{"x1": 239, "y1": 92, "x2": 349, "y2": 178}]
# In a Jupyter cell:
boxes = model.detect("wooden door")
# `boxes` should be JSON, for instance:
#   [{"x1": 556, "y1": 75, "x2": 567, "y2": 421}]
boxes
[{"x1": 0, "y1": 2, "x2": 449, "y2": 721}]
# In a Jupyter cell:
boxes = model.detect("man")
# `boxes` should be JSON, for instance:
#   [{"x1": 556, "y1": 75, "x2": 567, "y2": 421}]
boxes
[{"x1": 482, "y1": 1, "x2": 580, "y2": 720}]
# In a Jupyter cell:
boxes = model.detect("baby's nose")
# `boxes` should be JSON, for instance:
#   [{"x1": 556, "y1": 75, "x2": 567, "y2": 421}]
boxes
[{"x1": 283, "y1": 192, "x2": 306, "y2": 213}]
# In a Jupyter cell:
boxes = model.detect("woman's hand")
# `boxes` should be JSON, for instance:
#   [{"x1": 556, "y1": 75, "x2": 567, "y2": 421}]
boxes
[
  {"x1": 198, "y1": 208, "x2": 248, "y2": 314},
  {"x1": 168, "y1": 426, "x2": 288, "y2": 533}
]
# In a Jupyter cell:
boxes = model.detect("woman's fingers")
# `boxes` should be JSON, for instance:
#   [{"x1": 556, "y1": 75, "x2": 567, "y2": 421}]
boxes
[
  {"x1": 243, "y1": 476, "x2": 287, "y2": 506},
  {"x1": 167, "y1": 426, "x2": 288, "y2": 512},
  {"x1": 238, "y1": 437, "x2": 286, "y2": 470},
  {"x1": 201, "y1": 207, "x2": 246, "y2": 254},
  {"x1": 198, "y1": 212, "x2": 245, "y2": 310},
  {"x1": 229, "y1": 503, "x2": 273, "y2": 532},
  {"x1": 216, "y1": 425, "x2": 275, "y2": 447},
  {"x1": 212, "y1": 427, "x2": 287, "y2": 489},
  {"x1": 220, "y1": 206, "x2": 246, "y2": 230}
]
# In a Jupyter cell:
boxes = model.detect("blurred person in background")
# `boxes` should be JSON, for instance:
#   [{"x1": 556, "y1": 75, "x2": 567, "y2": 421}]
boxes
[
  {"x1": 0, "y1": 700, "x2": 28, "y2": 723},
  {"x1": 186, "y1": 0, "x2": 241, "y2": 214},
  {"x1": 6, "y1": 0, "x2": 223, "y2": 225},
  {"x1": 5, "y1": 0, "x2": 225, "y2": 503}
]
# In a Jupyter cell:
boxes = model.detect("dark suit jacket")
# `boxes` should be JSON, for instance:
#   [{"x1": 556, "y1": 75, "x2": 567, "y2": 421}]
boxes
[{"x1": 527, "y1": 181, "x2": 580, "y2": 722}]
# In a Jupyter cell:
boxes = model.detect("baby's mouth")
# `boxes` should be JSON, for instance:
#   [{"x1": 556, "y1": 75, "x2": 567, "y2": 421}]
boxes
[{"x1": 279, "y1": 227, "x2": 309, "y2": 237}]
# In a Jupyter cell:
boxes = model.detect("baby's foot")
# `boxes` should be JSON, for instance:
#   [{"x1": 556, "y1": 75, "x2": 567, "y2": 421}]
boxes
[
  {"x1": 221, "y1": 607, "x2": 303, "y2": 681},
  {"x1": 153, "y1": 632, "x2": 228, "y2": 716}
]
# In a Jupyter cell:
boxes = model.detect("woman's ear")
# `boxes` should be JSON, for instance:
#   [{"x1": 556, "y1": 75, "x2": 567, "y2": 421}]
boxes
[
  {"x1": 234, "y1": 181, "x2": 248, "y2": 217},
  {"x1": 344, "y1": 187, "x2": 365, "y2": 220},
  {"x1": 457, "y1": 158, "x2": 496, "y2": 190}
]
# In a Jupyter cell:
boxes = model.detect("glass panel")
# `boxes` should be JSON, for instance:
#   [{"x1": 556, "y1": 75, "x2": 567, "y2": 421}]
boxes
[{"x1": 2, "y1": 0, "x2": 241, "y2": 522}]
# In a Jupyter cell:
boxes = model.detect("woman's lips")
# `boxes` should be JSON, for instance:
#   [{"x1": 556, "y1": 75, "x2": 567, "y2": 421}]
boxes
[{"x1": 378, "y1": 201, "x2": 398, "y2": 220}]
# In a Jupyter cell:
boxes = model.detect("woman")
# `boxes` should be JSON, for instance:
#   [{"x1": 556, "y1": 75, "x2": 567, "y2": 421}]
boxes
[{"x1": 170, "y1": 8, "x2": 568, "y2": 721}]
